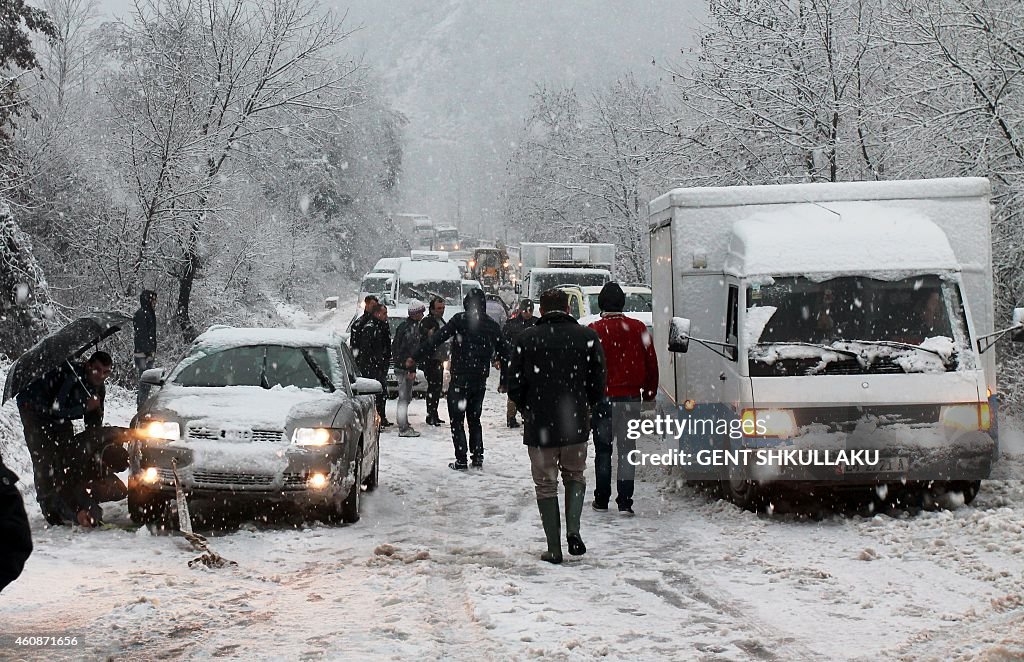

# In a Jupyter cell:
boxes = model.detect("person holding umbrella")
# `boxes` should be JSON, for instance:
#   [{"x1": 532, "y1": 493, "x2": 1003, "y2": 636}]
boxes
[{"x1": 15, "y1": 351, "x2": 113, "y2": 526}]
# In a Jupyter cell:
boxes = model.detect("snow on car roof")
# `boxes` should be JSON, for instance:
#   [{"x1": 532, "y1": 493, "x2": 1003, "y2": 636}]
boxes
[
  {"x1": 579, "y1": 285, "x2": 651, "y2": 294},
  {"x1": 725, "y1": 202, "x2": 960, "y2": 278},
  {"x1": 192, "y1": 327, "x2": 339, "y2": 352}
]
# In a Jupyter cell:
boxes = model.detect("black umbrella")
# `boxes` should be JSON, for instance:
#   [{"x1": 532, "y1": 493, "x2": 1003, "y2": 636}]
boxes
[{"x1": 2, "y1": 311, "x2": 132, "y2": 403}]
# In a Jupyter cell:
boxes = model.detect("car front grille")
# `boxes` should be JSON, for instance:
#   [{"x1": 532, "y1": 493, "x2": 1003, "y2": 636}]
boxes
[{"x1": 186, "y1": 426, "x2": 284, "y2": 443}]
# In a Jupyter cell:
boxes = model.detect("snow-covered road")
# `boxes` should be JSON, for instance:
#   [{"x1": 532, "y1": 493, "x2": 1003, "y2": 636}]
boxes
[{"x1": 2, "y1": 373, "x2": 1023, "y2": 660}]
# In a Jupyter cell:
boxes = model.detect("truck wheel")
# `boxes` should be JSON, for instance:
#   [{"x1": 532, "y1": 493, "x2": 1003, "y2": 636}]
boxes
[{"x1": 725, "y1": 475, "x2": 765, "y2": 511}]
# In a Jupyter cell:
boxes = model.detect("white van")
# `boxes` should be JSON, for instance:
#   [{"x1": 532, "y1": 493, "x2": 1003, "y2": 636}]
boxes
[{"x1": 649, "y1": 178, "x2": 1024, "y2": 508}]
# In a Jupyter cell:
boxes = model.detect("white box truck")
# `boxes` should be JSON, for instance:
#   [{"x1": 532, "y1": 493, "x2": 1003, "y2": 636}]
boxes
[
  {"x1": 649, "y1": 178, "x2": 1024, "y2": 508},
  {"x1": 518, "y1": 242, "x2": 615, "y2": 301}
]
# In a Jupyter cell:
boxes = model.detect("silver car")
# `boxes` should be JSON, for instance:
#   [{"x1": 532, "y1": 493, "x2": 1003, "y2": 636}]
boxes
[{"x1": 128, "y1": 327, "x2": 381, "y2": 525}]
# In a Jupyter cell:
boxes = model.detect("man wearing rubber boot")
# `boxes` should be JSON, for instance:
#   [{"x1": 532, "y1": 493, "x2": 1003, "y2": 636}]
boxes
[{"x1": 508, "y1": 289, "x2": 606, "y2": 563}]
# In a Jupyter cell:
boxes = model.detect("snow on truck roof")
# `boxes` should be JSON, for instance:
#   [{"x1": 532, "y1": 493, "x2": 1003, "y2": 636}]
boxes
[
  {"x1": 724, "y1": 203, "x2": 960, "y2": 277},
  {"x1": 649, "y1": 177, "x2": 990, "y2": 224},
  {"x1": 397, "y1": 259, "x2": 462, "y2": 281}
]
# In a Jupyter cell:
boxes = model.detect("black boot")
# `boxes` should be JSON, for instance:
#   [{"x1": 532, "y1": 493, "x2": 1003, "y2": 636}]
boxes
[
  {"x1": 565, "y1": 480, "x2": 587, "y2": 556},
  {"x1": 537, "y1": 497, "x2": 563, "y2": 564}
]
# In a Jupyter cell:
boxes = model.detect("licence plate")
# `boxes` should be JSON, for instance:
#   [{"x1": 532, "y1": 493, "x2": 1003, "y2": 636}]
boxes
[{"x1": 842, "y1": 456, "x2": 908, "y2": 475}]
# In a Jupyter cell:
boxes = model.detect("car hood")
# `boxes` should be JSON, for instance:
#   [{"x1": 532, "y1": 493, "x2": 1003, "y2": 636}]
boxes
[{"x1": 146, "y1": 384, "x2": 342, "y2": 432}]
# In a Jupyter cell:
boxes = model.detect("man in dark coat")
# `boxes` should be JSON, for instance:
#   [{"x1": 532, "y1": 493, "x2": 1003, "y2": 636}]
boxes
[
  {"x1": 587, "y1": 282, "x2": 659, "y2": 515},
  {"x1": 16, "y1": 351, "x2": 113, "y2": 525},
  {"x1": 133, "y1": 289, "x2": 158, "y2": 408},
  {"x1": 508, "y1": 289, "x2": 606, "y2": 564},
  {"x1": 416, "y1": 288, "x2": 509, "y2": 470},
  {"x1": 391, "y1": 300, "x2": 425, "y2": 437},
  {"x1": 0, "y1": 455, "x2": 32, "y2": 592},
  {"x1": 349, "y1": 294, "x2": 380, "y2": 345},
  {"x1": 419, "y1": 297, "x2": 448, "y2": 426},
  {"x1": 353, "y1": 303, "x2": 392, "y2": 427},
  {"x1": 499, "y1": 298, "x2": 536, "y2": 428}
]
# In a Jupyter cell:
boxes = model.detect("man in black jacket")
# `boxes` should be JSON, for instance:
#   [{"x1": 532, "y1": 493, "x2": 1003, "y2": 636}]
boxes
[
  {"x1": 419, "y1": 297, "x2": 448, "y2": 426},
  {"x1": 16, "y1": 351, "x2": 113, "y2": 526},
  {"x1": 133, "y1": 289, "x2": 158, "y2": 408},
  {"x1": 0, "y1": 455, "x2": 32, "y2": 592},
  {"x1": 508, "y1": 289, "x2": 606, "y2": 564},
  {"x1": 353, "y1": 303, "x2": 392, "y2": 428},
  {"x1": 349, "y1": 295, "x2": 380, "y2": 344},
  {"x1": 416, "y1": 289, "x2": 509, "y2": 470},
  {"x1": 499, "y1": 298, "x2": 536, "y2": 428}
]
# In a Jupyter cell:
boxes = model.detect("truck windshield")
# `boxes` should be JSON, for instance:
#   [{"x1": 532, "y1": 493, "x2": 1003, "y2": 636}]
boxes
[
  {"x1": 399, "y1": 279, "x2": 461, "y2": 304},
  {"x1": 746, "y1": 275, "x2": 969, "y2": 375},
  {"x1": 360, "y1": 275, "x2": 390, "y2": 296},
  {"x1": 532, "y1": 271, "x2": 610, "y2": 294}
]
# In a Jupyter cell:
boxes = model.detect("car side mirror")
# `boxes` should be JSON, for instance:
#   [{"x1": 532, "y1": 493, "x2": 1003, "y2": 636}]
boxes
[
  {"x1": 1012, "y1": 307, "x2": 1024, "y2": 342},
  {"x1": 668, "y1": 317, "x2": 691, "y2": 353},
  {"x1": 353, "y1": 377, "x2": 383, "y2": 395},
  {"x1": 140, "y1": 368, "x2": 166, "y2": 386}
]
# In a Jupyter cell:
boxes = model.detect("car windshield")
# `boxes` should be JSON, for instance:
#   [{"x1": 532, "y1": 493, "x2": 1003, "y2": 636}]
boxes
[
  {"x1": 399, "y1": 279, "x2": 461, "y2": 304},
  {"x1": 747, "y1": 275, "x2": 969, "y2": 375},
  {"x1": 173, "y1": 345, "x2": 334, "y2": 390},
  {"x1": 587, "y1": 292, "x2": 652, "y2": 313}
]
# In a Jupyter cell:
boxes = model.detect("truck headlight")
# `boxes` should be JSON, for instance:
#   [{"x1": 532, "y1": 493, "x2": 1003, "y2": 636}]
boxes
[
  {"x1": 941, "y1": 403, "x2": 991, "y2": 431},
  {"x1": 137, "y1": 420, "x2": 180, "y2": 442},
  {"x1": 292, "y1": 427, "x2": 336, "y2": 446},
  {"x1": 740, "y1": 408, "x2": 797, "y2": 438}
]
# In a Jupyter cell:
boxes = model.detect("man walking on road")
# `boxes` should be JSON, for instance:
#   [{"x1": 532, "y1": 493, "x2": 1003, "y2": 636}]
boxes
[
  {"x1": 416, "y1": 289, "x2": 508, "y2": 471},
  {"x1": 353, "y1": 302, "x2": 392, "y2": 428},
  {"x1": 419, "y1": 297, "x2": 448, "y2": 426},
  {"x1": 508, "y1": 289, "x2": 605, "y2": 564},
  {"x1": 0, "y1": 454, "x2": 32, "y2": 592},
  {"x1": 133, "y1": 289, "x2": 158, "y2": 408},
  {"x1": 392, "y1": 300, "x2": 426, "y2": 437},
  {"x1": 499, "y1": 298, "x2": 536, "y2": 428},
  {"x1": 588, "y1": 282, "x2": 659, "y2": 515}
]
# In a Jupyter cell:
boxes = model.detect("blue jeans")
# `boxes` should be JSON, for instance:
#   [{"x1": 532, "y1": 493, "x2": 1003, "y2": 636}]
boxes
[
  {"x1": 593, "y1": 397, "x2": 639, "y2": 509},
  {"x1": 135, "y1": 355, "x2": 155, "y2": 408},
  {"x1": 448, "y1": 383, "x2": 485, "y2": 464}
]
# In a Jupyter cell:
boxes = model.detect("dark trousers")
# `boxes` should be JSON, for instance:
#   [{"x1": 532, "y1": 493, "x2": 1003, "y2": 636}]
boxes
[
  {"x1": 593, "y1": 397, "x2": 639, "y2": 509},
  {"x1": 134, "y1": 354, "x2": 155, "y2": 408},
  {"x1": 423, "y1": 360, "x2": 444, "y2": 420},
  {"x1": 364, "y1": 369, "x2": 387, "y2": 421},
  {"x1": 448, "y1": 383, "x2": 486, "y2": 464},
  {"x1": 0, "y1": 462, "x2": 32, "y2": 593},
  {"x1": 18, "y1": 407, "x2": 73, "y2": 524}
]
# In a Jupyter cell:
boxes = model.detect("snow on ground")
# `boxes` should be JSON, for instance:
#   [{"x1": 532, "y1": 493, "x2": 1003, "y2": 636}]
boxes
[{"x1": 2, "y1": 364, "x2": 1023, "y2": 660}]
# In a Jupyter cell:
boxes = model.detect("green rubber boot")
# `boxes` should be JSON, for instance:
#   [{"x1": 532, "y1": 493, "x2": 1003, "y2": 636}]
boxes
[
  {"x1": 536, "y1": 497, "x2": 563, "y2": 564},
  {"x1": 565, "y1": 480, "x2": 587, "y2": 556}
]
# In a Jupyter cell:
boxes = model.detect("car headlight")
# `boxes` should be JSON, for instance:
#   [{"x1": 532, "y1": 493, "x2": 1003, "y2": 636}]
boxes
[
  {"x1": 740, "y1": 408, "x2": 797, "y2": 438},
  {"x1": 941, "y1": 403, "x2": 991, "y2": 431},
  {"x1": 137, "y1": 420, "x2": 180, "y2": 442},
  {"x1": 292, "y1": 427, "x2": 337, "y2": 446}
]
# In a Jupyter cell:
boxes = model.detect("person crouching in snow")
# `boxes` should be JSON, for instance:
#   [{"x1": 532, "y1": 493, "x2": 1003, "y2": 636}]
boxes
[
  {"x1": 587, "y1": 282, "x2": 658, "y2": 515},
  {"x1": 508, "y1": 288, "x2": 606, "y2": 563}
]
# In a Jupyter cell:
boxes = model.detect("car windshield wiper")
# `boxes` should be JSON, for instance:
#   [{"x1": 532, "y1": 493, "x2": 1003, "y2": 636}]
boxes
[
  {"x1": 840, "y1": 339, "x2": 947, "y2": 359},
  {"x1": 754, "y1": 341, "x2": 860, "y2": 359},
  {"x1": 301, "y1": 349, "x2": 336, "y2": 392}
]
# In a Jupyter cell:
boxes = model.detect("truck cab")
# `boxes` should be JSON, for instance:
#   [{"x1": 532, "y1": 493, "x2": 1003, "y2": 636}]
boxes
[{"x1": 649, "y1": 179, "x2": 1024, "y2": 509}]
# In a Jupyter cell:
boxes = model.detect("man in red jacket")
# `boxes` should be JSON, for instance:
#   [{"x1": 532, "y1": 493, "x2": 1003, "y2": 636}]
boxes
[{"x1": 588, "y1": 282, "x2": 658, "y2": 515}]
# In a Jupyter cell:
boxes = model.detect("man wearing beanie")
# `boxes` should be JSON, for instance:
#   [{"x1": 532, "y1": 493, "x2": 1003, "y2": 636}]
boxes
[
  {"x1": 392, "y1": 300, "x2": 426, "y2": 437},
  {"x1": 588, "y1": 282, "x2": 659, "y2": 515}
]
